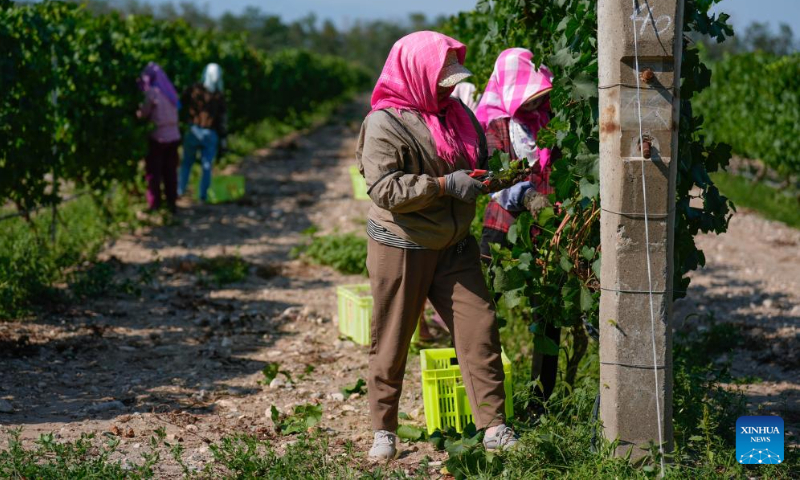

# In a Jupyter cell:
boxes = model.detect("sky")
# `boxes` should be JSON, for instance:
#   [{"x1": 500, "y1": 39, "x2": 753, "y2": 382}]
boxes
[
  {"x1": 709, "y1": 0, "x2": 800, "y2": 36},
  {"x1": 139, "y1": 0, "x2": 800, "y2": 35}
]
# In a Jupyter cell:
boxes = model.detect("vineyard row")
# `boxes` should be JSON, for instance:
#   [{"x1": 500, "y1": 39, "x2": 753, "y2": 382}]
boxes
[{"x1": 0, "y1": 1, "x2": 371, "y2": 215}]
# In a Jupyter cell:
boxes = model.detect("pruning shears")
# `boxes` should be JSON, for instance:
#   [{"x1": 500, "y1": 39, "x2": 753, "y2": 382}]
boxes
[{"x1": 469, "y1": 169, "x2": 493, "y2": 187}]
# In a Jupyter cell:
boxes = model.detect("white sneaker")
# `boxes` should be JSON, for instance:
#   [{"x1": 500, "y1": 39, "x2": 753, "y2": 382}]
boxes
[
  {"x1": 368, "y1": 430, "x2": 398, "y2": 460},
  {"x1": 483, "y1": 424, "x2": 519, "y2": 451}
]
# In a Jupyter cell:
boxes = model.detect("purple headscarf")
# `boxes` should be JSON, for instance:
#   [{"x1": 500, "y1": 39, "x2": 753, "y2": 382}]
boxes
[{"x1": 137, "y1": 62, "x2": 179, "y2": 107}]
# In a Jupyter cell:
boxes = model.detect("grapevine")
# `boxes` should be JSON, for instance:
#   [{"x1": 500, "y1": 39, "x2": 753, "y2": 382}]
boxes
[
  {"x1": 0, "y1": 1, "x2": 371, "y2": 228},
  {"x1": 445, "y1": 0, "x2": 735, "y2": 391}
]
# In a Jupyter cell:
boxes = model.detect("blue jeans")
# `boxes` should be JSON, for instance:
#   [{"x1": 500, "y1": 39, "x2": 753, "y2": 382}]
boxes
[{"x1": 179, "y1": 125, "x2": 218, "y2": 201}]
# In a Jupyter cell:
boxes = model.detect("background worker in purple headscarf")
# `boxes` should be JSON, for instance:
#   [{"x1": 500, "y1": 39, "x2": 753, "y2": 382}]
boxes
[{"x1": 136, "y1": 62, "x2": 181, "y2": 213}]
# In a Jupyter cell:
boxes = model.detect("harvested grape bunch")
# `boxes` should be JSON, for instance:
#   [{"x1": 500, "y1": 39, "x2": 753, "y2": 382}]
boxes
[{"x1": 483, "y1": 150, "x2": 533, "y2": 193}]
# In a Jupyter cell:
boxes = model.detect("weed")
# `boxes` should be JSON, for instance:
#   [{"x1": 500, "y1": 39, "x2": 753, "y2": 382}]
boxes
[
  {"x1": 340, "y1": 378, "x2": 367, "y2": 399},
  {"x1": 258, "y1": 362, "x2": 293, "y2": 385},
  {"x1": 397, "y1": 424, "x2": 426, "y2": 442},
  {"x1": 0, "y1": 189, "x2": 144, "y2": 319},
  {"x1": 270, "y1": 404, "x2": 322, "y2": 435},
  {"x1": 0, "y1": 429, "x2": 161, "y2": 479},
  {"x1": 292, "y1": 231, "x2": 367, "y2": 276},
  {"x1": 196, "y1": 254, "x2": 250, "y2": 286},
  {"x1": 68, "y1": 262, "x2": 117, "y2": 299},
  {"x1": 430, "y1": 425, "x2": 503, "y2": 479},
  {"x1": 207, "y1": 433, "x2": 366, "y2": 478}
]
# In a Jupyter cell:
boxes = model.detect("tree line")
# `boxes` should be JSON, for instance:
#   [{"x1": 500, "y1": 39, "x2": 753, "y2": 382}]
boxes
[{"x1": 75, "y1": 0, "x2": 445, "y2": 74}]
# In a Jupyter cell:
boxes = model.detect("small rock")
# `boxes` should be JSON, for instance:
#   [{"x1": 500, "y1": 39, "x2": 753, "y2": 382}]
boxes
[
  {"x1": 762, "y1": 298, "x2": 773, "y2": 309},
  {"x1": 185, "y1": 424, "x2": 199, "y2": 433},
  {"x1": 281, "y1": 307, "x2": 302, "y2": 320},
  {"x1": 333, "y1": 340, "x2": 355, "y2": 350},
  {"x1": 300, "y1": 306, "x2": 316, "y2": 319},
  {"x1": 132, "y1": 443, "x2": 142, "y2": 449},
  {"x1": 221, "y1": 337, "x2": 233, "y2": 348},
  {"x1": 0, "y1": 400, "x2": 13, "y2": 413},
  {"x1": 310, "y1": 392, "x2": 324, "y2": 400},
  {"x1": 269, "y1": 377, "x2": 285, "y2": 389},
  {"x1": 341, "y1": 405, "x2": 356, "y2": 412},
  {"x1": 193, "y1": 390, "x2": 209, "y2": 401},
  {"x1": 349, "y1": 393, "x2": 361, "y2": 400},
  {"x1": 87, "y1": 400, "x2": 125, "y2": 413},
  {"x1": 329, "y1": 393, "x2": 345, "y2": 402}
]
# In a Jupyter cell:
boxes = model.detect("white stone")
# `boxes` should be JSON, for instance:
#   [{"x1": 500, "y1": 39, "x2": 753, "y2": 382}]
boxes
[
  {"x1": 329, "y1": 393, "x2": 345, "y2": 402},
  {"x1": 269, "y1": 377, "x2": 285, "y2": 389}
]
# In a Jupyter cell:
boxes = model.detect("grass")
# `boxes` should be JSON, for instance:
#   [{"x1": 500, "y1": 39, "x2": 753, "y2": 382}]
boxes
[
  {"x1": 2, "y1": 309, "x2": 795, "y2": 478},
  {"x1": 0, "y1": 429, "x2": 163, "y2": 479},
  {"x1": 0, "y1": 189, "x2": 146, "y2": 319},
  {"x1": 0, "y1": 97, "x2": 353, "y2": 321},
  {"x1": 712, "y1": 171, "x2": 800, "y2": 229}
]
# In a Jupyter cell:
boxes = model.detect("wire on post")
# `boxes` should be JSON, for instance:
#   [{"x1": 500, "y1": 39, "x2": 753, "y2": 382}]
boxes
[{"x1": 631, "y1": 0, "x2": 667, "y2": 477}]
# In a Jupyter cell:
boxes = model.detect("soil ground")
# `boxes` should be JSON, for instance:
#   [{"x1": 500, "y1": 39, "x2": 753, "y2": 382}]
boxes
[{"x1": 1, "y1": 97, "x2": 798, "y2": 476}]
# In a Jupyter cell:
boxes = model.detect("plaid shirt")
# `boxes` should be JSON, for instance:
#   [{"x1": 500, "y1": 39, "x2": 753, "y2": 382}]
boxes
[{"x1": 483, "y1": 118, "x2": 553, "y2": 233}]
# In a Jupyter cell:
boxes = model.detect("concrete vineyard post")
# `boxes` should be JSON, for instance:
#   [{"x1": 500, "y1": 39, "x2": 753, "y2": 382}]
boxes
[{"x1": 598, "y1": 0, "x2": 684, "y2": 459}]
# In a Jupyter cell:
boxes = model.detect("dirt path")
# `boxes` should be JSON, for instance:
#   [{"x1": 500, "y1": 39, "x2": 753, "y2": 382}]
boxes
[
  {"x1": 0, "y1": 97, "x2": 443, "y2": 476},
  {"x1": 1, "y1": 96, "x2": 798, "y2": 475},
  {"x1": 674, "y1": 209, "x2": 800, "y2": 439}
]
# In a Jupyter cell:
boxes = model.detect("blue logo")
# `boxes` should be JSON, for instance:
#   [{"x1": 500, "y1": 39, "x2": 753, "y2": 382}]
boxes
[{"x1": 736, "y1": 416, "x2": 784, "y2": 464}]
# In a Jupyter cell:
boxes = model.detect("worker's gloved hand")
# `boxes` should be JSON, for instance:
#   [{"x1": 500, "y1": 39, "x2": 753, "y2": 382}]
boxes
[
  {"x1": 523, "y1": 189, "x2": 553, "y2": 221},
  {"x1": 444, "y1": 170, "x2": 487, "y2": 203}
]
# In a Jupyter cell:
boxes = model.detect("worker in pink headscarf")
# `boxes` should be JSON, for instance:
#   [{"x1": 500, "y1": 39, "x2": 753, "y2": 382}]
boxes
[
  {"x1": 356, "y1": 31, "x2": 518, "y2": 460},
  {"x1": 476, "y1": 48, "x2": 559, "y2": 414}
]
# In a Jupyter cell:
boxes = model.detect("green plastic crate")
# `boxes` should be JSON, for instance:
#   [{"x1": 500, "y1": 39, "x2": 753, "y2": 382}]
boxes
[
  {"x1": 349, "y1": 166, "x2": 370, "y2": 201},
  {"x1": 336, "y1": 283, "x2": 419, "y2": 346},
  {"x1": 420, "y1": 347, "x2": 513, "y2": 434},
  {"x1": 194, "y1": 174, "x2": 245, "y2": 204}
]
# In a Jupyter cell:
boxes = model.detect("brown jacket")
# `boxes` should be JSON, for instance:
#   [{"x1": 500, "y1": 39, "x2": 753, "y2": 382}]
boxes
[
  {"x1": 180, "y1": 84, "x2": 227, "y2": 136},
  {"x1": 356, "y1": 105, "x2": 488, "y2": 250}
]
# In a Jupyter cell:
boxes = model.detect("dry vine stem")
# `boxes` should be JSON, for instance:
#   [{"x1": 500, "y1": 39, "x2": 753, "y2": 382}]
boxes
[{"x1": 544, "y1": 200, "x2": 600, "y2": 285}]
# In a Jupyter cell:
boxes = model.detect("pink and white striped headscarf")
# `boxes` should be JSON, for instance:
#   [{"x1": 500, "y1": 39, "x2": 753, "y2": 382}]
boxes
[
  {"x1": 475, "y1": 48, "x2": 553, "y2": 130},
  {"x1": 370, "y1": 31, "x2": 479, "y2": 168}
]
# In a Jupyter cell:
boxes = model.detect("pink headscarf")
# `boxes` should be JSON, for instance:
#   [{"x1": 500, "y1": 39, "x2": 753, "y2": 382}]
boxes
[
  {"x1": 370, "y1": 31, "x2": 479, "y2": 168},
  {"x1": 475, "y1": 48, "x2": 553, "y2": 131},
  {"x1": 475, "y1": 48, "x2": 554, "y2": 170}
]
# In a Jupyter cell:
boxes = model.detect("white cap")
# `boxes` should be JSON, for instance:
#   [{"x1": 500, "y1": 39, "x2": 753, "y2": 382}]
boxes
[{"x1": 438, "y1": 50, "x2": 473, "y2": 88}]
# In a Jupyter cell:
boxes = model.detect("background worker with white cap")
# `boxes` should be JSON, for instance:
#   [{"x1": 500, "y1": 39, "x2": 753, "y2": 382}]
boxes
[{"x1": 356, "y1": 31, "x2": 518, "y2": 461}]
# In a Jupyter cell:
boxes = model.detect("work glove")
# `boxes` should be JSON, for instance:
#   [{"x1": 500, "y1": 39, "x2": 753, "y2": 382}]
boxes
[
  {"x1": 523, "y1": 189, "x2": 553, "y2": 221},
  {"x1": 444, "y1": 170, "x2": 487, "y2": 203}
]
